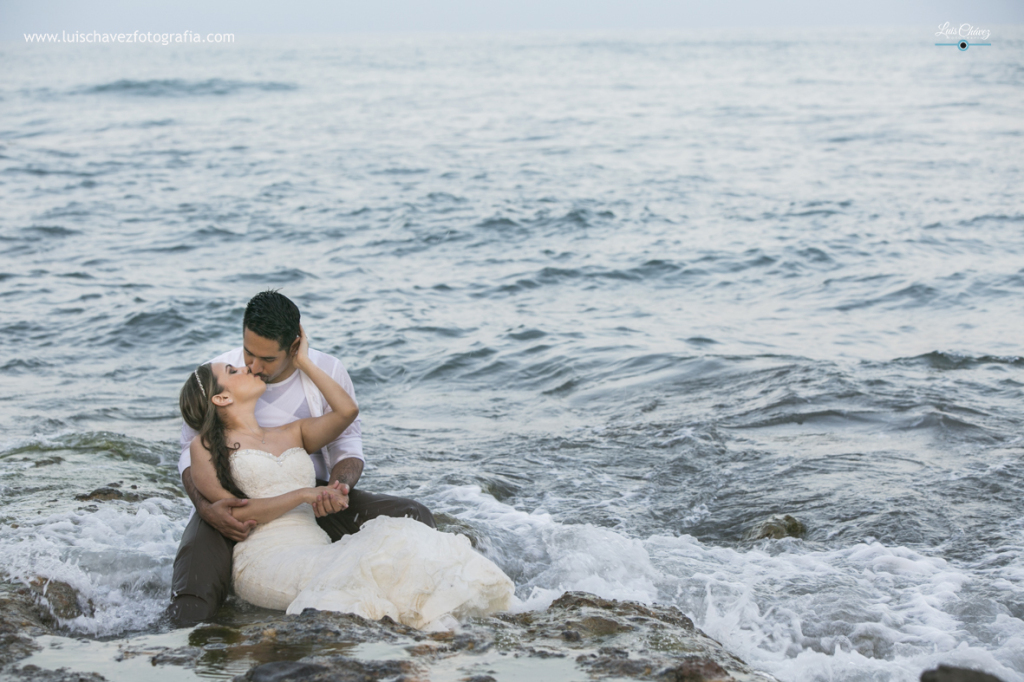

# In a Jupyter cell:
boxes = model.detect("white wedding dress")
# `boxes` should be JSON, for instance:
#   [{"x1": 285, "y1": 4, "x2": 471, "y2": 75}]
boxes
[{"x1": 229, "y1": 447, "x2": 514, "y2": 630}]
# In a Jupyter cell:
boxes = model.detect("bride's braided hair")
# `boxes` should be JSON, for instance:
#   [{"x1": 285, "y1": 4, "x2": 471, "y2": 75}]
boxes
[{"x1": 179, "y1": 364, "x2": 247, "y2": 499}]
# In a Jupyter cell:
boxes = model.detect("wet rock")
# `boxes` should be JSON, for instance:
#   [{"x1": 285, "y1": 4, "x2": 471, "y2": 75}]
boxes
[
  {"x1": 150, "y1": 647, "x2": 204, "y2": 667},
  {"x1": 581, "y1": 615, "x2": 634, "y2": 635},
  {"x1": 0, "y1": 629, "x2": 39, "y2": 668},
  {"x1": 659, "y1": 657, "x2": 736, "y2": 681},
  {"x1": 744, "y1": 514, "x2": 806, "y2": 541},
  {"x1": 450, "y1": 632, "x2": 489, "y2": 652},
  {"x1": 519, "y1": 647, "x2": 566, "y2": 659},
  {"x1": 3, "y1": 666, "x2": 107, "y2": 681},
  {"x1": 233, "y1": 654, "x2": 417, "y2": 682},
  {"x1": 524, "y1": 592, "x2": 772, "y2": 680},
  {"x1": 578, "y1": 653, "x2": 659, "y2": 678},
  {"x1": 241, "y1": 660, "x2": 329, "y2": 682},
  {"x1": 0, "y1": 586, "x2": 46, "y2": 665},
  {"x1": 579, "y1": 653, "x2": 736, "y2": 682},
  {"x1": 0, "y1": 580, "x2": 58, "y2": 664},
  {"x1": 547, "y1": 591, "x2": 696, "y2": 630},
  {"x1": 920, "y1": 665, "x2": 1005, "y2": 682},
  {"x1": 2, "y1": 590, "x2": 777, "y2": 682},
  {"x1": 74, "y1": 487, "x2": 141, "y2": 502},
  {"x1": 225, "y1": 608, "x2": 415, "y2": 648},
  {"x1": 28, "y1": 578, "x2": 90, "y2": 621},
  {"x1": 433, "y1": 512, "x2": 481, "y2": 548}
]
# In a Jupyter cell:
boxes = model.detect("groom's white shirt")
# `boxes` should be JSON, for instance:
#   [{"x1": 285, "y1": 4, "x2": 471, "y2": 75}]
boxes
[{"x1": 178, "y1": 346, "x2": 363, "y2": 483}]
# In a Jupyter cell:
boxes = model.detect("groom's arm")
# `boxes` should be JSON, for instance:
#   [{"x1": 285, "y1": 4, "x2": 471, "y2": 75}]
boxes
[
  {"x1": 330, "y1": 457, "x2": 363, "y2": 490},
  {"x1": 182, "y1": 467, "x2": 257, "y2": 542},
  {"x1": 307, "y1": 349, "x2": 366, "y2": 517},
  {"x1": 315, "y1": 351, "x2": 365, "y2": 501},
  {"x1": 180, "y1": 423, "x2": 254, "y2": 541}
]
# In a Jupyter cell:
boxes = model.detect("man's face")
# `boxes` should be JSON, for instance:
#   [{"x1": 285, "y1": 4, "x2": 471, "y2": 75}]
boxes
[{"x1": 243, "y1": 328, "x2": 295, "y2": 383}]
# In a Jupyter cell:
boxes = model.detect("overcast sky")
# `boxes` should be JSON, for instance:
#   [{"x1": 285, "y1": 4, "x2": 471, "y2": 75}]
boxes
[{"x1": 3, "y1": 0, "x2": 1022, "y2": 39}]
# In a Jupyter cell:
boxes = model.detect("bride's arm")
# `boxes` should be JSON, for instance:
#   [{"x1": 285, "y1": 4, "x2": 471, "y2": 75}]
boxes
[
  {"x1": 291, "y1": 326, "x2": 360, "y2": 455},
  {"x1": 189, "y1": 438, "x2": 343, "y2": 526}
]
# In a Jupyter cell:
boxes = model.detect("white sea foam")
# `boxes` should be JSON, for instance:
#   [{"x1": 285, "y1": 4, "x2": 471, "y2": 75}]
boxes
[
  {"x1": 0, "y1": 498, "x2": 188, "y2": 636},
  {"x1": 437, "y1": 485, "x2": 1024, "y2": 682},
  {"x1": 436, "y1": 484, "x2": 662, "y2": 609},
  {"x1": 3, "y1": 479, "x2": 1021, "y2": 681},
  {"x1": 645, "y1": 535, "x2": 1024, "y2": 682}
]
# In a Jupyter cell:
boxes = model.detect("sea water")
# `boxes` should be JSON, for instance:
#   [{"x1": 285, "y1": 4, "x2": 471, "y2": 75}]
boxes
[{"x1": 1, "y1": 27, "x2": 1023, "y2": 681}]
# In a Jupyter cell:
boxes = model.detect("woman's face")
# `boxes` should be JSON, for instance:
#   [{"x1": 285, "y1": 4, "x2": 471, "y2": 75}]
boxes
[{"x1": 212, "y1": 362, "x2": 266, "y2": 403}]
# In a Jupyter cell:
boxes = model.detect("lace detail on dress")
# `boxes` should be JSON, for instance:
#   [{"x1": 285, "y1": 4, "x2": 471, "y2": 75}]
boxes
[{"x1": 230, "y1": 447, "x2": 315, "y2": 499}]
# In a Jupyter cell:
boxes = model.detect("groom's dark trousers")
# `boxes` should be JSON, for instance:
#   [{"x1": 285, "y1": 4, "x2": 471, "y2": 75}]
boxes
[{"x1": 167, "y1": 486, "x2": 435, "y2": 627}]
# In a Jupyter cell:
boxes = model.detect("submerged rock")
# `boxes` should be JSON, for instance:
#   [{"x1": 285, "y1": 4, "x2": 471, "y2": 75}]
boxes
[
  {"x1": 744, "y1": 514, "x2": 806, "y2": 541},
  {"x1": 235, "y1": 656, "x2": 417, "y2": 682},
  {"x1": 73, "y1": 486, "x2": 142, "y2": 502},
  {"x1": 2, "y1": 666, "x2": 107, "y2": 682},
  {"x1": 921, "y1": 665, "x2": 1005, "y2": 682}
]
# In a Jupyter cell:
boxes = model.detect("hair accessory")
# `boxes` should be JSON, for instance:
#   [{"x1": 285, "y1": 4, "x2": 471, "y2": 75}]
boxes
[{"x1": 193, "y1": 368, "x2": 207, "y2": 399}]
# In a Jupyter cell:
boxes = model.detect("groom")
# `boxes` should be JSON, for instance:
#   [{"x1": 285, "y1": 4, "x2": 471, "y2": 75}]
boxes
[{"x1": 168, "y1": 290, "x2": 435, "y2": 627}]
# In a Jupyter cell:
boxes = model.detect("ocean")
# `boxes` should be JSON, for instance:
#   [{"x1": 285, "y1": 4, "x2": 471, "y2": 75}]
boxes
[{"x1": 1, "y1": 26, "x2": 1023, "y2": 681}]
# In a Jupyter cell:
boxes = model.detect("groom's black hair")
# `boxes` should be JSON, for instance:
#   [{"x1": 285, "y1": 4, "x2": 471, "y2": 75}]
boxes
[{"x1": 244, "y1": 289, "x2": 300, "y2": 351}]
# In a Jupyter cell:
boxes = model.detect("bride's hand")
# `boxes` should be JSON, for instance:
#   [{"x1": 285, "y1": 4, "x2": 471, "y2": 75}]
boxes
[
  {"x1": 305, "y1": 484, "x2": 348, "y2": 515},
  {"x1": 292, "y1": 324, "x2": 311, "y2": 369},
  {"x1": 312, "y1": 480, "x2": 349, "y2": 517}
]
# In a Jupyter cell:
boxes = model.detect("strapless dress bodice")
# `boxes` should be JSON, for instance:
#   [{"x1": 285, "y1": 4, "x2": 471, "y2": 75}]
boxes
[{"x1": 230, "y1": 447, "x2": 316, "y2": 499}]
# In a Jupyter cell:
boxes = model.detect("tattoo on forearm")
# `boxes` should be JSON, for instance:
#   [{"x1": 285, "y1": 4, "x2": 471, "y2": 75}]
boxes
[{"x1": 331, "y1": 459, "x2": 364, "y2": 489}]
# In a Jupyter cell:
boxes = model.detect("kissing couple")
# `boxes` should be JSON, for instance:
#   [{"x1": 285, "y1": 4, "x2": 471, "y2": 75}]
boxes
[{"x1": 167, "y1": 290, "x2": 513, "y2": 630}]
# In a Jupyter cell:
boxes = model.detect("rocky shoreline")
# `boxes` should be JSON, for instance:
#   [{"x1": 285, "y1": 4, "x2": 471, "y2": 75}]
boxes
[
  {"x1": 1, "y1": 581, "x2": 1007, "y2": 682},
  {"x1": 2, "y1": 582, "x2": 777, "y2": 681}
]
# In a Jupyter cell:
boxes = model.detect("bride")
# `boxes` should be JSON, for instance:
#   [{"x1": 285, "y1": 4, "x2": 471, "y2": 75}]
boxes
[{"x1": 179, "y1": 326, "x2": 514, "y2": 630}]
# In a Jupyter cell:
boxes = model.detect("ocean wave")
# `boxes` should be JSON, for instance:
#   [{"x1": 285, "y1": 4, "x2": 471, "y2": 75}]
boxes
[
  {"x1": 2, "y1": 166, "x2": 96, "y2": 178},
  {"x1": 0, "y1": 358, "x2": 52, "y2": 374},
  {"x1": 226, "y1": 268, "x2": 317, "y2": 284},
  {"x1": 74, "y1": 78, "x2": 298, "y2": 98},
  {"x1": 834, "y1": 283, "x2": 942, "y2": 312},
  {"x1": 19, "y1": 225, "x2": 81, "y2": 238},
  {"x1": 899, "y1": 351, "x2": 1024, "y2": 370},
  {"x1": 960, "y1": 214, "x2": 1024, "y2": 226},
  {"x1": 1, "y1": 431, "x2": 174, "y2": 467}
]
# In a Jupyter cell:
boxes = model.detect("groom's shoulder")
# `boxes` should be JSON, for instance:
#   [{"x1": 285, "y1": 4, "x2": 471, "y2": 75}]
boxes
[
  {"x1": 309, "y1": 347, "x2": 344, "y2": 370},
  {"x1": 308, "y1": 348, "x2": 354, "y2": 381}
]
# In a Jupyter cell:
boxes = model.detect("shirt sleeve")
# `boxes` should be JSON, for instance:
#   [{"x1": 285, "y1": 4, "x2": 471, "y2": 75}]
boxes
[
  {"x1": 178, "y1": 419, "x2": 199, "y2": 477},
  {"x1": 318, "y1": 353, "x2": 365, "y2": 470}
]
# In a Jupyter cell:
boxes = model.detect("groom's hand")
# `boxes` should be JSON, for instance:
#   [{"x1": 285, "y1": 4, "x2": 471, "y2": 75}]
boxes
[
  {"x1": 201, "y1": 498, "x2": 257, "y2": 541},
  {"x1": 313, "y1": 480, "x2": 349, "y2": 517}
]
